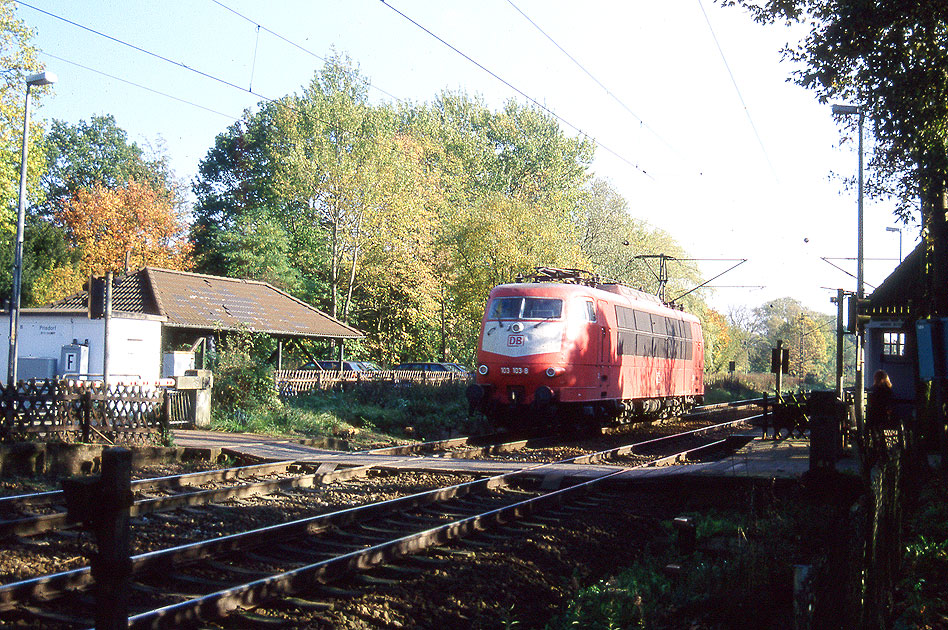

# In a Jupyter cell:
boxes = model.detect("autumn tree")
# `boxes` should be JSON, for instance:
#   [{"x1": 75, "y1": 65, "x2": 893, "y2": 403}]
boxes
[
  {"x1": 39, "y1": 115, "x2": 179, "y2": 217},
  {"x1": 775, "y1": 314, "x2": 828, "y2": 379},
  {"x1": 57, "y1": 180, "x2": 192, "y2": 276}
]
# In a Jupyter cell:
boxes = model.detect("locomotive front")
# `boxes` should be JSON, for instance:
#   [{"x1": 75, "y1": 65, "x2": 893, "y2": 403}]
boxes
[{"x1": 467, "y1": 283, "x2": 590, "y2": 425}]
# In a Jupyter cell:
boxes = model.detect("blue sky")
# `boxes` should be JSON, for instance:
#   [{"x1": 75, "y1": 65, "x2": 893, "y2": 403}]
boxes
[{"x1": 16, "y1": 0, "x2": 913, "y2": 316}]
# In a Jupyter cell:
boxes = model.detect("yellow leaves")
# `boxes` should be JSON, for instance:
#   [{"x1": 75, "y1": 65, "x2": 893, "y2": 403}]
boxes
[
  {"x1": 56, "y1": 179, "x2": 192, "y2": 276},
  {"x1": 29, "y1": 265, "x2": 84, "y2": 306}
]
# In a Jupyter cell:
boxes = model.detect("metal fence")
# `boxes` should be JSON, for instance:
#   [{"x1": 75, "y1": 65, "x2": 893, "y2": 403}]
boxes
[{"x1": 0, "y1": 379, "x2": 172, "y2": 444}]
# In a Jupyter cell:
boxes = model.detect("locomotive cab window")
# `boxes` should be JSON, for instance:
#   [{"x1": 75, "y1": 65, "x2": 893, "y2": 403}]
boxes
[
  {"x1": 584, "y1": 300, "x2": 597, "y2": 322},
  {"x1": 488, "y1": 297, "x2": 562, "y2": 320}
]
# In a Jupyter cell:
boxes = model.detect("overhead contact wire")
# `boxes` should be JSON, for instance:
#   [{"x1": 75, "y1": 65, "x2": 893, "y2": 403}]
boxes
[
  {"x1": 212, "y1": 0, "x2": 401, "y2": 102},
  {"x1": 379, "y1": 0, "x2": 652, "y2": 179},
  {"x1": 39, "y1": 51, "x2": 238, "y2": 120},
  {"x1": 696, "y1": 0, "x2": 778, "y2": 182},
  {"x1": 505, "y1": 0, "x2": 680, "y2": 158},
  {"x1": 17, "y1": 1, "x2": 356, "y2": 138}
]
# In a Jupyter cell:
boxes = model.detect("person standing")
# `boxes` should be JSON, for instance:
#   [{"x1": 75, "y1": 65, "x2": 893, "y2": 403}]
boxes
[{"x1": 866, "y1": 369, "x2": 894, "y2": 457}]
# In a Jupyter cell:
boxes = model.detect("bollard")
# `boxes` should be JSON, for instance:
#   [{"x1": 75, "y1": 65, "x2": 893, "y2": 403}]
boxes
[{"x1": 63, "y1": 447, "x2": 133, "y2": 630}]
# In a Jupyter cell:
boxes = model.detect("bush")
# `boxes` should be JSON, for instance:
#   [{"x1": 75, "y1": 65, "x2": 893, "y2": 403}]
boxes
[{"x1": 210, "y1": 330, "x2": 279, "y2": 418}]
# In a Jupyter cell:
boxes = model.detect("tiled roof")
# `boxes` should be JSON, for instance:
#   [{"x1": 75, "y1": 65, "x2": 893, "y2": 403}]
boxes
[{"x1": 46, "y1": 268, "x2": 364, "y2": 340}]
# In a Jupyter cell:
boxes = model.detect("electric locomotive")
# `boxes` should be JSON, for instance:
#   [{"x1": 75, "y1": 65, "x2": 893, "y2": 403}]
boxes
[{"x1": 466, "y1": 268, "x2": 704, "y2": 430}]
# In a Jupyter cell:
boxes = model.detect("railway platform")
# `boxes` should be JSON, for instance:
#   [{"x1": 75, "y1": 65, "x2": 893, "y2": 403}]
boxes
[{"x1": 172, "y1": 429, "x2": 861, "y2": 486}]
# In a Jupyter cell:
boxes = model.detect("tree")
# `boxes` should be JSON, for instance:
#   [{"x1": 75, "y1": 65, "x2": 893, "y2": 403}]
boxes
[
  {"x1": 730, "y1": 1, "x2": 948, "y2": 314},
  {"x1": 269, "y1": 53, "x2": 394, "y2": 320},
  {"x1": 776, "y1": 314, "x2": 828, "y2": 378},
  {"x1": 191, "y1": 107, "x2": 282, "y2": 278},
  {"x1": 40, "y1": 115, "x2": 178, "y2": 217},
  {"x1": 57, "y1": 180, "x2": 192, "y2": 276},
  {"x1": 0, "y1": 0, "x2": 45, "y2": 229}
]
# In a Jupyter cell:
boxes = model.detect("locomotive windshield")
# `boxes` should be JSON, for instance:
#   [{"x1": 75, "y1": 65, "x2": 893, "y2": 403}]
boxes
[{"x1": 488, "y1": 297, "x2": 563, "y2": 320}]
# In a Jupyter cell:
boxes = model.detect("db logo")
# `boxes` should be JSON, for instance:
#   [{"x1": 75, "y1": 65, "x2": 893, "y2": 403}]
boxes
[{"x1": 507, "y1": 335, "x2": 524, "y2": 347}]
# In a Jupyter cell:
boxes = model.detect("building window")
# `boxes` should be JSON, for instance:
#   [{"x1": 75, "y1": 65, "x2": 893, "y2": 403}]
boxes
[{"x1": 881, "y1": 331, "x2": 905, "y2": 357}]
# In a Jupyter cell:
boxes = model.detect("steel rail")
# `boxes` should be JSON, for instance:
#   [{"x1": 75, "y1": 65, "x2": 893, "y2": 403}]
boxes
[
  {"x1": 125, "y1": 468, "x2": 628, "y2": 629},
  {"x1": 0, "y1": 460, "x2": 297, "y2": 510},
  {"x1": 0, "y1": 460, "x2": 366, "y2": 538},
  {"x1": 570, "y1": 415, "x2": 760, "y2": 465},
  {"x1": 2, "y1": 420, "x2": 755, "y2": 620},
  {"x1": 126, "y1": 418, "x2": 745, "y2": 629}
]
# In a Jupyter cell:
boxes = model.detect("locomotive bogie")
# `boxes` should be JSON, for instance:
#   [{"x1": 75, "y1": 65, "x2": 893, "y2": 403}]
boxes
[{"x1": 469, "y1": 277, "x2": 705, "y2": 432}]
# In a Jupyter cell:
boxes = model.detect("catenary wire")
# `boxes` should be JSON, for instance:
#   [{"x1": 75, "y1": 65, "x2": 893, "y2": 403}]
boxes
[
  {"x1": 379, "y1": 0, "x2": 653, "y2": 180},
  {"x1": 211, "y1": 0, "x2": 402, "y2": 102},
  {"x1": 17, "y1": 1, "x2": 374, "y2": 142},
  {"x1": 505, "y1": 0, "x2": 682, "y2": 159},
  {"x1": 696, "y1": 0, "x2": 778, "y2": 182},
  {"x1": 39, "y1": 51, "x2": 238, "y2": 121}
]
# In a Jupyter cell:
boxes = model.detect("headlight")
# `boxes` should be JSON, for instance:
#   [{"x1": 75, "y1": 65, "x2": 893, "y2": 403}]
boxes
[
  {"x1": 478, "y1": 364, "x2": 489, "y2": 375},
  {"x1": 545, "y1": 367, "x2": 565, "y2": 377}
]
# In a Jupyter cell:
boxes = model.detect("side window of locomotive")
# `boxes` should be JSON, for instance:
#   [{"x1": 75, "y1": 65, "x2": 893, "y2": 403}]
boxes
[
  {"x1": 522, "y1": 298, "x2": 563, "y2": 319},
  {"x1": 584, "y1": 300, "x2": 597, "y2": 322},
  {"x1": 633, "y1": 310, "x2": 651, "y2": 332},
  {"x1": 488, "y1": 297, "x2": 522, "y2": 319},
  {"x1": 650, "y1": 313, "x2": 666, "y2": 334}
]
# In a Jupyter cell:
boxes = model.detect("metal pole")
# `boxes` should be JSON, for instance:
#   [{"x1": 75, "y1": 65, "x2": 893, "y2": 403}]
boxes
[
  {"x1": 103, "y1": 272, "x2": 112, "y2": 389},
  {"x1": 7, "y1": 83, "x2": 32, "y2": 386},
  {"x1": 834, "y1": 289, "x2": 844, "y2": 397},
  {"x1": 855, "y1": 110, "x2": 865, "y2": 427},
  {"x1": 775, "y1": 339, "x2": 784, "y2": 397}
]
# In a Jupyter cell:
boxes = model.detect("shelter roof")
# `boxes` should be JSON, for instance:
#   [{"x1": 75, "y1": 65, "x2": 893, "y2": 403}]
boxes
[
  {"x1": 46, "y1": 267, "x2": 363, "y2": 340},
  {"x1": 865, "y1": 243, "x2": 923, "y2": 319}
]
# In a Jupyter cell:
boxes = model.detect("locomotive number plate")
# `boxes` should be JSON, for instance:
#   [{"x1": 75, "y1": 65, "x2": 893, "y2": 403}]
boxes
[
  {"x1": 500, "y1": 367, "x2": 529, "y2": 374},
  {"x1": 507, "y1": 335, "x2": 524, "y2": 347}
]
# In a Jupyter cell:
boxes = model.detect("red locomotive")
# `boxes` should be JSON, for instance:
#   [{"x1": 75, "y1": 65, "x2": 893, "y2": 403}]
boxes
[{"x1": 466, "y1": 268, "x2": 704, "y2": 430}]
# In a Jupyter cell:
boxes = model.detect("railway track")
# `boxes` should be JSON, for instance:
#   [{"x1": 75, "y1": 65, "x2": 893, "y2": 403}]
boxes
[
  {"x1": 0, "y1": 414, "x2": 759, "y2": 629},
  {"x1": 0, "y1": 459, "x2": 395, "y2": 539}
]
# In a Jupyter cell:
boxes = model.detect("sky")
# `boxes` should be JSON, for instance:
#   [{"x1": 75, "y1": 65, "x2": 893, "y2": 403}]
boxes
[{"x1": 14, "y1": 0, "x2": 915, "y2": 317}]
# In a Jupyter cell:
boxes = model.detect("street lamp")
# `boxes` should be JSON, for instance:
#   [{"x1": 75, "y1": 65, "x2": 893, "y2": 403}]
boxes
[
  {"x1": 832, "y1": 102, "x2": 865, "y2": 425},
  {"x1": 886, "y1": 226, "x2": 903, "y2": 263},
  {"x1": 7, "y1": 71, "x2": 56, "y2": 387}
]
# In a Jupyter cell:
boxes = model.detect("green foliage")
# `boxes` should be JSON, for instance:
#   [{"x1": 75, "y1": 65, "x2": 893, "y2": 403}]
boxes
[
  {"x1": 39, "y1": 114, "x2": 178, "y2": 217},
  {"x1": 704, "y1": 374, "x2": 767, "y2": 403},
  {"x1": 210, "y1": 381, "x2": 489, "y2": 444},
  {"x1": 0, "y1": 0, "x2": 45, "y2": 226},
  {"x1": 721, "y1": 297, "x2": 838, "y2": 386},
  {"x1": 209, "y1": 330, "x2": 279, "y2": 418},
  {"x1": 893, "y1": 478, "x2": 948, "y2": 628},
  {"x1": 548, "y1": 495, "x2": 854, "y2": 629}
]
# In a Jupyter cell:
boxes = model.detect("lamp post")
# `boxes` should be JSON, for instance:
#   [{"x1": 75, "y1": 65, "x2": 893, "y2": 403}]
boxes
[
  {"x1": 833, "y1": 102, "x2": 865, "y2": 424},
  {"x1": 886, "y1": 226, "x2": 903, "y2": 263},
  {"x1": 7, "y1": 71, "x2": 56, "y2": 387}
]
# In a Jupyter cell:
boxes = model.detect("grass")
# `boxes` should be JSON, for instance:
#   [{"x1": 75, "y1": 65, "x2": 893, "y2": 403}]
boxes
[
  {"x1": 544, "y1": 484, "x2": 862, "y2": 629},
  {"x1": 209, "y1": 382, "x2": 491, "y2": 448}
]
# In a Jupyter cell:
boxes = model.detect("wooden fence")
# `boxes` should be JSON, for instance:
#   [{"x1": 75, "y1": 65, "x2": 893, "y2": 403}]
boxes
[
  {"x1": 0, "y1": 379, "x2": 173, "y2": 445},
  {"x1": 274, "y1": 369, "x2": 472, "y2": 396}
]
